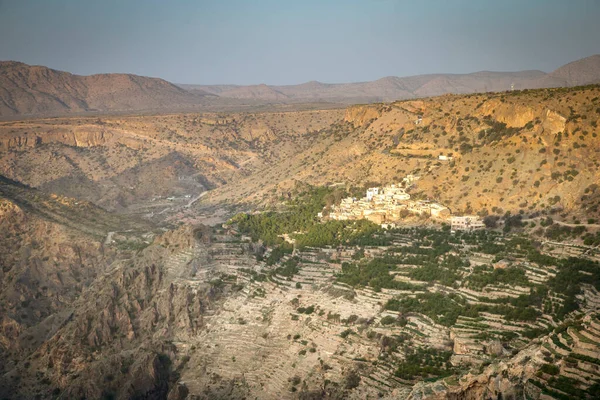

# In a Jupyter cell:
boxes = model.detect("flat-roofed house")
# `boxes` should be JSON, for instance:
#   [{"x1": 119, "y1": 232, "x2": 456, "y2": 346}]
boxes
[
  {"x1": 451, "y1": 216, "x2": 485, "y2": 233},
  {"x1": 366, "y1": 187, "x2": 380, "y2": 201}
]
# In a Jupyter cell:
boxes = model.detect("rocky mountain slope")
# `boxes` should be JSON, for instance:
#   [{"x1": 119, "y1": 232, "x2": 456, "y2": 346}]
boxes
[
  {"x1": 546, "y1": 54, "x2": 600, "y2": 87},
  {"x1": 0, "y1": 61, "x2": 209, "y2": 116},
  {"x1": 2, "y1": 198, "x2": 600, "y2": 399},
  {"x1": 1, "y1": 85, "x2": 599, "y2": 225},
  {"x1": 0, "y1": 109, "x2": 343, "y2": 223},
  {"x1": 0, "y1": 176, "x2": 151, "y2": 382},
  {"x1": 201, "y1": 84, "x2": 600, "y2": 227}
]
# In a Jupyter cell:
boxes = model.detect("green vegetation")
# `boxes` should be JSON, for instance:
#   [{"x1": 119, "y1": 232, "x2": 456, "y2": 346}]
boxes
[
  {"x1": 385, "y1": 293, "x2": 467, "y2": 326},
  {"x1": 230, "y1": 185, "x2": 389, "y2": 248},
  {"x1": 569, "y1": 352, "x2": 600, "y2": 366},
  {"x1": 540, "y1": 363, "x2": 560, "y2": 375},
  {"x1": 548, "y1": 257, "x2": 600, "y2": 318},
  {"x1": 239, "y1": 268, "x2": 267, "y2": 282},
  {"x1": 337, "y1": 258, "x2": 422, "y2": 292},
  {"x1": 229, "y1": 186, "x2": 339, "y2": 245},
  {"x1": 582, "y1": 231, "x2": 600, "y2": 246},
  {"x1": 340, "y1": 329, "x2": 355, "y2": 338},
  {"x1": 394, "y1": 347, "x2": 453, "y2": 380},
  {"x1": 275, "y1": 257, "x2": 300, "y2": 277},
  {"x1": 544, "y1": 224, "x2": 586, "y2": 241},
  {"x1": 408, "y1": 254, "x2": 467, "y2": 286},
  {"x1": 385, "y1": 289, "x2": 543, "y2": 327},
  {"x1": 466, "y1": 266, "x2": 531, "y2": 289},
  {"x1": 297, "y1": 305, "x2": 315, "y2": 315},
  {"x1": 294, "y1": 219, "x2": 389, "y2": 248},
  {"x1": 479, "y1": 117, "x2": 522, "y2": 144},
  {"x1": 266, "y1": 244, "x2": 293, "y2": 265},
  {"x1": 380, "y1": 315, "x2": 397, "y2": 325}
]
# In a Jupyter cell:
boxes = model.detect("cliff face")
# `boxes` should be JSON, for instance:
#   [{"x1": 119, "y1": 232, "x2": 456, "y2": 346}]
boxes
[
  {"x1": 0, "y1": 223, "x2": 222, "y2": 400},
  {"x1": 0, "y1": 183, "x2": 123, "y2": 382},
  {"x1": 0, "y1": 126, "x2": 112, "y2": 151},
  {"x1": 344, "y1": 104, "x2": 383, "y2": 127}
]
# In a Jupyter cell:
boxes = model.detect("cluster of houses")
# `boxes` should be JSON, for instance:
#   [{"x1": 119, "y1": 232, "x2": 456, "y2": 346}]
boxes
[
  {"x1": 320, "y1": 178, "x2": 487, "y2": 232},
  {"x1": 324, "y1": 182, "x2": 451, "y2": 225}
]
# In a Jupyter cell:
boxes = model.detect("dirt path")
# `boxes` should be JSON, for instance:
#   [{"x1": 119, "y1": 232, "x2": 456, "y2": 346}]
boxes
[
  {"x1": 554, "y1": 220, "x2": 600, "y2": 229},
  {"x1": 104, "y1": 231, "x2": 115, "y2": 245},
  {"x1": 185, "y1": 190, "x2": 209, "y2": 208}
]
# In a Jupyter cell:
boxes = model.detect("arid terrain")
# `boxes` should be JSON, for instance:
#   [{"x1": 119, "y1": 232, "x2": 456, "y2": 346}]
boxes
[
  {"x1": 2, "y1": 55, "x2": 600, "y2": 117},
  {"x1": 182, "y1": 54, "x2": 600, "y2": 104},
  {"x1": 1, "y1": 73, "x2": 600, "y2": 399},
  {"x1": 2, "y1": 84, "x2": 599, "y2": 222}
]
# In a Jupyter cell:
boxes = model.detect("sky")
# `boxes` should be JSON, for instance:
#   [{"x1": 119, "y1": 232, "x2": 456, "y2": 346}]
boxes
[{"x1": 0, "y1": 0, "x2": 599, "y2": 85}]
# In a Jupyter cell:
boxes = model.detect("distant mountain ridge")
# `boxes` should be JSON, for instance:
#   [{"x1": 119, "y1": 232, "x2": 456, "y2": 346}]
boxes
[
  {"x1": 182, "y1": 54, "x2": 600, "y2": 103},
  {"x1": 1, "y1": 55, "x2": 600, "y2": 117},
  {"x1": 0, "y1": 61, "x2": 210, "y2": 116}
]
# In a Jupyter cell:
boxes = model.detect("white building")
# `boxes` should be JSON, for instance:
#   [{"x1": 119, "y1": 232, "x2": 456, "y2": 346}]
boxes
[
  {"x1": 403, "y1": 175, "x2": 420, "y2": 186},
  {"x1": 450, "y1": 216, "x2": 485, "y2": 233},
  {"x1": 366, "y1": 187, "x2": 380, "y2": 201}
]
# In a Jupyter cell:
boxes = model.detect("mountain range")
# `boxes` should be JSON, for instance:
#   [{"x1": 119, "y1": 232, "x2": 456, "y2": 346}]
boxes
[
  {"x1": 1, "y1": 54, "x2": 600, "y2": 117},
  {"x1": 181, "y1": 54, "x2": 600, "y2": 102}
]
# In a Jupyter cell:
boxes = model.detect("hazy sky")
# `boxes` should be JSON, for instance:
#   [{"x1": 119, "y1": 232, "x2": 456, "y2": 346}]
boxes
[{"x1": 1, "y1": 0, "x2": 599, "y2": 85}]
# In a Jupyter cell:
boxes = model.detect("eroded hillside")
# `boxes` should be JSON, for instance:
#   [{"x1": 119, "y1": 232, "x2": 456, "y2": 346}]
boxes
[
  {"x1": 204, "y1": 85, "x2": 600, "y2": 224},
  {"x1": 0, "y1": 177, "x2": 152, "y2": 380},
  {"x1": 0, "y1": 109, "x2": 343, "y2": 222},
  {"x1": 2, "y1": 85, "x2": 600, "y2": 400},
  {"x1": 2, "y1": 85, "x2": 599, "y2": 224}
]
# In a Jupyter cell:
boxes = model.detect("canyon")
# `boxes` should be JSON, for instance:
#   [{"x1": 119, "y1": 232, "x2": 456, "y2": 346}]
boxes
[{"x1": 1, "y1": 81, "x2": 600, "y2": 399}]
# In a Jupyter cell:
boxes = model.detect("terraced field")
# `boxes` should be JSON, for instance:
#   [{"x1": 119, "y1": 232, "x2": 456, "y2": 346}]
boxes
[{"x1": 149, "y1": 223, "x2": 600, "y2": 399}]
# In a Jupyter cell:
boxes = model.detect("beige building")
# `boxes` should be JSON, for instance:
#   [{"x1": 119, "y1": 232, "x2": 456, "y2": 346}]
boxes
[{"x1": 450, "y1": 216, "x2": 485, "y2": 233}]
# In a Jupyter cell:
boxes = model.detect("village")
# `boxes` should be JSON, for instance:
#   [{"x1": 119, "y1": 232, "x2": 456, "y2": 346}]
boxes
[{"x1": 323, "y1": 177, "x2": 485, "y2": 232}]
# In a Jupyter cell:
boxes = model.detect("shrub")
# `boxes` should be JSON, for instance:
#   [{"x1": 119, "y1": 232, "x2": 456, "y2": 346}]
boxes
[
  {"x1": 540, "y1": 363, "x2": 560, "y2": 375},
  {"x1": 344, "y1": 370, "x2": 361, "y2": 389},
  {"x1": 340, "y1": 329, "x2": 354, "y2": 338}
]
